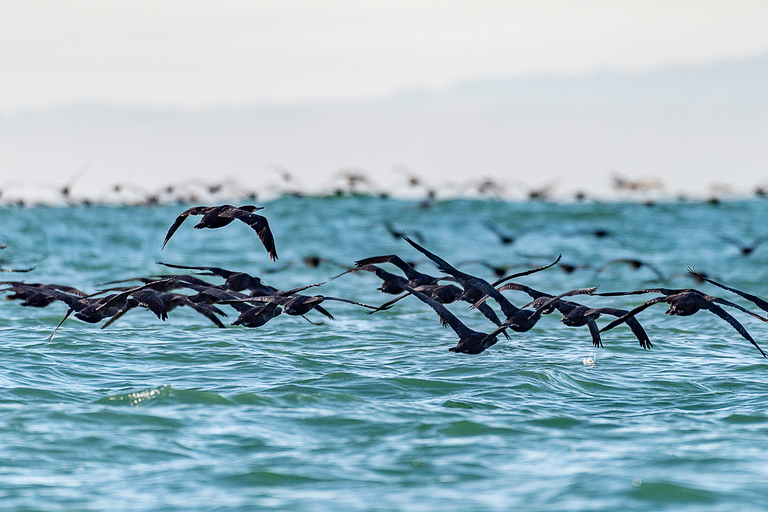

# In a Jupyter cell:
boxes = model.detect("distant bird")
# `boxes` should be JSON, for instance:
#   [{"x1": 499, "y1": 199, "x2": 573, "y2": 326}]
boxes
[
  {"x1": 263, "y1": 254, "x2": 350, "y2": 274},
  {"x1": 381, "y1": 221, "x2": 425, "y2": 244},
  {"x1": 594, "y1": 258, "x2": 666, "y2": 282},
  {"x1": 558, "y1": 262, "x2": 593, "y2": 275},
  {"x1": 610, "y1": 170, "x2": 664, "y2": 192},
  {"x1": 486, "y1": 282, "x2": 652, "y2": 349},
  {"x1": 161, "y1": 205, "x2": 277, "y2": 261},
  {"x1": 719, "y1": 234, "x2": 768, "y2": 256},
  {"x1": 482, "y1": 220, "x2": 516, "y2": 245},
  {"x1": 598, "y1": 287, "x2": 768, "y2": 357}
]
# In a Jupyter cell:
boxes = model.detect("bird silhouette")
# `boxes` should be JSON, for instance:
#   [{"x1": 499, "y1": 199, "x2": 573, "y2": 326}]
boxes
[
  {"x1": 161, "y1": 205, "x2": 277, "y2": 261},
  {"x1": 598, "y1": 287, "x2": 767, "y2": 357}
]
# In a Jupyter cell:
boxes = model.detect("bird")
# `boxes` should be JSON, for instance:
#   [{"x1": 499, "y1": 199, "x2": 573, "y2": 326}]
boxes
[
  {"x1": 100, "y1": 289, "x2": 228, "y2": 329},
  {"x1": 157, "y1": 262, "x2": 278, "y2": 295},
  {"x1": 1, "y1": 282, "x2": 87, "y2": 307},
  {"x1": 482, "y1": 220, "x2": 516, "y2": 245},
  {"x1": 687, "y1": 268, "x2": 768, "y2": 315},
  {"x1": 481, "y1": 287, "x2": 597, "y2": 342},
  {"x1": 719, "y1": 234, "x2": 768, "y2": 257},
  {"x1": 353, "y1": 254, "x2": 445, "y2": 288},
  {"x1": 598, "y1": 287, "x2": 768, "y2": 357},
  {"x1": 371, "y1": 283, "x2": 465, "y2": 312},
  {"x1": 484, "y1": 282, "x2": 652, "y2": 349},
  {"x1": 222, "y1": 293, "x2": 380, "y2": 323},
  {"x1": 399, "y1": 285, "x2": 500, "y2": 354},
  {"x1": 231, "y1": 302, "x2": 283, "y2": 328},
  {"x1": 161, "y1": 205, "x2": 277, "y2": 261},
  {"x1": 593, "y1": 258, "x2": 666, "y2": 282},
  {"x1": 400, "y1": 235, "x2": 561, "y2": 328}
]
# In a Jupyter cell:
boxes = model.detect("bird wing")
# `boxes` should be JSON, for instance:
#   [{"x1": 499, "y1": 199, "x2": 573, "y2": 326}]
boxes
[
  {"x1": 587, "y1": 319, "x2": 602, "y2": 348},
  {"x1": 491, "y1": 254, "x2": 562, "y2": 287},
  {"x1": 688, "y1": 268, "x2": 768, "y2": 315},
  {"x1": 599, "y1": 297, "x2": 666, "y2": 332},
  {"x1": 355, "y1": 255, "x2": 414, "y2": 275},
  {"x1": 496, "y1": 282, "x2": 550, "y2": 300},
  {"x1": 596, "y1": 288, "x2": 679, "y2": 297},
  {"x1": 230, "y1": 209, "x2": 278, "y2": 261},
  {"x1": 709, "y1": 296, "x2": 768, "y2": 324},
  {"x1": 158, "y1": 261, "x2": 235, "y2": 279},
  {"x1": 322, "y1": 296, "x2": 380, "y2": 309},
  {"x1": 161, "y1": 206, "x2": 210, "y2": 250},
  {"x1": 406, "y1": 286, "x2": 474, "y2": 339},
  {"x1": 595, "y1": 307, "x2": 652, "y2": 349},
  {"x1": 186, "y1": 301, "x2": 228, "y2": 328},
  {"x1": 702, "y1": 302, "x2": 767, "y2": 357}
]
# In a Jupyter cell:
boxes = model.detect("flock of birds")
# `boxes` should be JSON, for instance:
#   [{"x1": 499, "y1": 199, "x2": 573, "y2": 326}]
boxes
[
  {"x1": 3, "y1": 204, "x2": 768, "y2": 359},
  {"x1": 5, "y1": 168, "x2": 768, "y2": 207}
]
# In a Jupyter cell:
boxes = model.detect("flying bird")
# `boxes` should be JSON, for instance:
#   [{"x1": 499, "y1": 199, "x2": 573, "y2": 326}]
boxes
[
  {"x1": 598, "y1": 287, "x2": 768, "y2": 357},
  {"x1": 486, "y1": 282, "x2": 651, "y2": 349},
  {"x1": 161, "y1": 205, "x2": 277, "y2": 261}
]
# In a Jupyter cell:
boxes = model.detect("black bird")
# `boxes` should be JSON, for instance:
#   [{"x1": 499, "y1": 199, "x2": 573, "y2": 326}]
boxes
[
  {"x1": 354, "y1": 254, "x2": 444, "y2": 288},
  {"x1": 598, "y1": 287, "x2": 768, "y2": 357},
  {"x1": 401, "y1": 285, "x2": 500, "y2": 354},
  {"x1": 487, "y1": 282, "x2": 652, "y2": 349},
  {"x1": 720, "y1": 234, "x2": 768, "y2": 256},
  {"x1": 688, "y1": 268, "x2": 768, "y2": 315},
  {"x1": 401, "y1": 235, "x2": 561, "y2": 328},
  {"x1": 1, "y1": 282, "x2": 87, "y2": 307},
  {"x1": 100, "y1": 289, "x2": 228, "y2": 328},
  {"x1": 594, "y1": 258, "x2": 666, "y2": 282},
  {"x1": 482, "y1": 220, "x2": 516, "y2": 245},
  {"x1": 161, "y1": 205, "x2": 277, "y2": 261},
  {"x1": 481, "y1": 288, "x2": 597, "y2": 343},
  {"x1": 225, "y1": 293, "x2": 380, "y2": 323},
  {"x1": 231, "y1": 302, "x2": 283, "y2": 328},
  {"x1": 157, "y1": 262, "x2": 281, "y2": 295},
  {"x1": 372, "y1": 283, "x2": 465, "y2": 312}
]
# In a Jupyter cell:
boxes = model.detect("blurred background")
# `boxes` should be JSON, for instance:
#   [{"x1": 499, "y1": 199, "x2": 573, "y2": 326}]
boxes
[{"x1": 1, "y1": 0, "x2": 768, "y2": 203}]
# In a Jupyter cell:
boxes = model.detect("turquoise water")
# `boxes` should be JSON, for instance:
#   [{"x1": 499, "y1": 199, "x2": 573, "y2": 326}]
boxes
[{"x1": 2, "y1": 197, "x2": 768, "y2": 511}]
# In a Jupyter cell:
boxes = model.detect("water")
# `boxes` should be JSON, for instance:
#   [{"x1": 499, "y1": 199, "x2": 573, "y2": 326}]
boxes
[{"x1": 2, "y1": 197, "x2": 768, "y2": 511}]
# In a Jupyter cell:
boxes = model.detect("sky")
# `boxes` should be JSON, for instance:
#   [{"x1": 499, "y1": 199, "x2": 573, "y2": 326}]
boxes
[
  {"x1": 2, "y1": 1, "x2": 768, "y2": 202},
  {"x1": 3, "y1": 1, "x2": 768, "y2": 111}
]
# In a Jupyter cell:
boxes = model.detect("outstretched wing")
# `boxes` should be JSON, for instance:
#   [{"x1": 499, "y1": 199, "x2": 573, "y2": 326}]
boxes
[
  {"x1": 586, "y1": 319, "x2": 602, "y2": 348},
  {"x1": 596, "y1": 307, "x2": 652, "y2": 349},
  {"x1": 354, "y1": 254, "x2": 433, "y2": 283},
  {"x1": 161, "y1": 206, "x2": 210, "y2": 250},
  {"x1": 688, "y1": 268, "x2": 768, "y2": 316},
  {"x1": 702, "y1": 302, "x2": 767, "y2": 357},
  {"x1": 405, "y1": 286, "x2": 474, "y2": 339},
  {"x1": 599, "y1": 297, "x2": 666, "y2": 332},
  {"x1": 491, "y1": 254, "x2": 562, "y2": 287},
  {"x1": 230, "y1": 209, "x2": 278, "y2": 261}
]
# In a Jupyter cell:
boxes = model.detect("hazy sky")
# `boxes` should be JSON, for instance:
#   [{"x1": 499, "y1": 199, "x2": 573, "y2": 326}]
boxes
[{"x1": 3, "y1": 0, "x2": 768, "y2": 111}]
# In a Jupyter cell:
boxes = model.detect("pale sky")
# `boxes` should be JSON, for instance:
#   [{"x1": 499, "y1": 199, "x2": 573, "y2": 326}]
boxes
[{"x1": 3, "y1": 0, "x2": 768, "y2": 111}]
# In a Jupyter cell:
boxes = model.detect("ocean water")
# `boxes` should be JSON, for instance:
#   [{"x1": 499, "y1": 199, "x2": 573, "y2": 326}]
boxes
[{"x1": 1, "y1": 196, "x2": 768, "y2": 511}]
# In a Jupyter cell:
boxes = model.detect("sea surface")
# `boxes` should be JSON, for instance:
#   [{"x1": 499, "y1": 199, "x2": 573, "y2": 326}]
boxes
[{"x1": 2, "y1": 196, "x2": 768, "y2": 511}]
